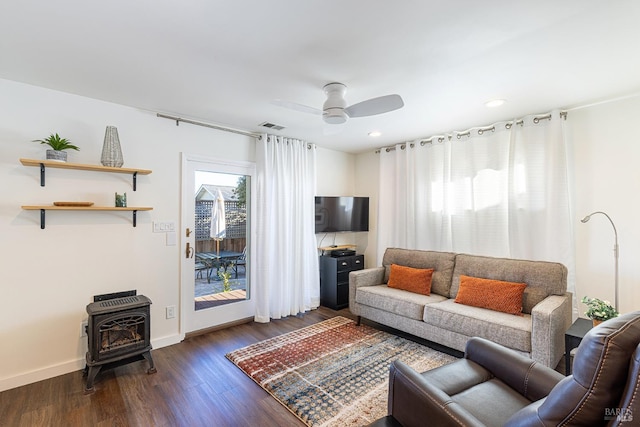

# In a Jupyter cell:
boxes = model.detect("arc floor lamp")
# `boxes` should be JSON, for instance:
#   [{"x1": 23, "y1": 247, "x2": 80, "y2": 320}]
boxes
[{"x1": 580, "y1": 211, "x2": 619, "y2": 311}]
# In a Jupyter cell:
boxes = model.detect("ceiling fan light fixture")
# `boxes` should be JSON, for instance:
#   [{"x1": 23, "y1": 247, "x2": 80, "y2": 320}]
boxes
[
  {"x1": 323, "y1": 108, "x2": 347, "y2": 124},
  {"x1": 275, "y1": 81, "x2": 404, "y2": 126}
]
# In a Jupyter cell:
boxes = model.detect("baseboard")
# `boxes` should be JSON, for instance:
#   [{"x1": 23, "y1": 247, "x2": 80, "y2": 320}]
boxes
[
  {"x1": 152, "y1": 333, "x2": 184, "y2": 349},
  {"x1": 185, "y1": 317, "x2": 253, "y2": 339},
  {"x1": 0, "y1": 358, "x2": 85, "y2": 392},
  {"x1": 0, "y1": 333, "x2": 183, "y2": 393}
]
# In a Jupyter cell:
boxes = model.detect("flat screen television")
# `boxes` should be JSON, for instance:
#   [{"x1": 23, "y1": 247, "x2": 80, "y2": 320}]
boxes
[{"x1": 315, "y1": 196, "x2": 369, "y2": 233}]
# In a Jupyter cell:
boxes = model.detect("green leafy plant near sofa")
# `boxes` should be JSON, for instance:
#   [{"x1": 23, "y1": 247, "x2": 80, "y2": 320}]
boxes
[{"x1": 582, "y1": 296, "x2": 618, "y2": 321}]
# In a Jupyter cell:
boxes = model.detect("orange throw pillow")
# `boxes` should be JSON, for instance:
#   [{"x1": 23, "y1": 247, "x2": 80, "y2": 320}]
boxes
[
  {"x1": 455, "y1": 275, "x2": 526, "y2": 316},
  {"x1": 387, "y1": 264, "x2": 434, "y2": 295}
]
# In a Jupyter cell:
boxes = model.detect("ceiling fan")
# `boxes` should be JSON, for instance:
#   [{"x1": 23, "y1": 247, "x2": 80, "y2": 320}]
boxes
[{"x1": 274, "y1": 82, "x2": 404, "y2": 125}]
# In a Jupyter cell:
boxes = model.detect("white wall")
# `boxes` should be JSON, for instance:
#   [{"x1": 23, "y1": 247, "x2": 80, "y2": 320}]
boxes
[
  {"x1": 354, "y1": 151, "x2": 379, "y2": 266},
  {"x1": 0, "y1": 79, "x2": 352, "y2": 391},
  {"x1": 571, "y1": 95, "x2": 640, "y2": 317},
  {"x1": 315, "y1": 148, "x2": 362, "y2": 251},
  {"x1": 354, "y1": 95, "x2": 640, "y2": 319}
]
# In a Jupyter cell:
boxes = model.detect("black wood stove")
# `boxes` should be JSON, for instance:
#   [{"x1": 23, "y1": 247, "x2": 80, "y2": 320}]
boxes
[{"x1": 84, "y1": 293, "x2": 156, "y2": 393}]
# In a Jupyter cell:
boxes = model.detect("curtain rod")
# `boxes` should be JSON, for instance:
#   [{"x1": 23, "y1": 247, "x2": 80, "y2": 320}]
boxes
[
  {"x1": 375, "y1": 111, "x2": 567, "y2": 154},
  {"x1": 156, "y1": 113, "x2": 261, "y2": 138}
]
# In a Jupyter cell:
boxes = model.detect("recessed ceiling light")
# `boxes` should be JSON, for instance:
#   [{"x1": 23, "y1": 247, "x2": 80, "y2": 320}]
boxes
[
  {"x1": 368, "y1": 130, "x2": 382, "y2": 137},
  {"x1": 485, "y1": 99, "x2": 506, "y2": 108}
]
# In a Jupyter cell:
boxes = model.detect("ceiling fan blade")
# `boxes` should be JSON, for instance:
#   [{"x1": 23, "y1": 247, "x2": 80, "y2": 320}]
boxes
[
  {"x1": 345, "y1": 94, "x2": 404, "y2": 118},
  {"x1": 272, "y1": 99, "x2": 322, "y2": 115}
]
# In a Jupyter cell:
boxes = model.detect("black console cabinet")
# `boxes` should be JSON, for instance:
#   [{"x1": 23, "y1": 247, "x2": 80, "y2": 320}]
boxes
[{"x1": 320, "y1": 254, "x2": 364, "y2": 310}]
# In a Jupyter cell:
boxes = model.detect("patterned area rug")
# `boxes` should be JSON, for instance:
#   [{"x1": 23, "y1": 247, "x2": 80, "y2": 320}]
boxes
[{"x1": 226, "y1": 316, "x2": 456, "y2": 427}]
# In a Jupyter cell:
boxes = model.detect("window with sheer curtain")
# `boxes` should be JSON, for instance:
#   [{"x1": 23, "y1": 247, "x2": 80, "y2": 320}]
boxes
[{"x1": 377, "y1": 111, "x2": 574, "y2": 295}]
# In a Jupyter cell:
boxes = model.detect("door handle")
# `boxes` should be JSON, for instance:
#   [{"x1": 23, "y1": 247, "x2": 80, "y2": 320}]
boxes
[{"x1": 186, "y1": 242, "x2": 194, "y2": 258}]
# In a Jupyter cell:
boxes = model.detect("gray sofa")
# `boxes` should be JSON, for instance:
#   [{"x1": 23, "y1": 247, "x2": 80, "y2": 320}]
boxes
[{"x1": 349, "y1": 248, "x2": 572, "y2": 368}]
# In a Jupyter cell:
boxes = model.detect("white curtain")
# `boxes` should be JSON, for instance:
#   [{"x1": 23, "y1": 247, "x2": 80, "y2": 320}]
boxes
[
  {"x1": 254, "y1": 134, "x2": 319, "y2": 322},
  {"x1": 377, "y1": 111, "x2": 574, "y2": 295}
]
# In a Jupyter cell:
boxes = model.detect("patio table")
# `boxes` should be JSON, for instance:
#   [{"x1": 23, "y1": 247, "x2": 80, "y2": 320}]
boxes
[{"x1": 196, "y1": 251, "x2": 243, "y2": 283}]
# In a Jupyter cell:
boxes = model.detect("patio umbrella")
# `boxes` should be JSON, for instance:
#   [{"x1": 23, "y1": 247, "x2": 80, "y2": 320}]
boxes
[{"x1": 210, "y1": 189, "x2": 226, "y2": 255}]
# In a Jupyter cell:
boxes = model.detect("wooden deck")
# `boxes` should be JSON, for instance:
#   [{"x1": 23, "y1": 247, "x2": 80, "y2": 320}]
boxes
[{"x1": 195, "y1": 289, "x2": 247, "y2": 310}]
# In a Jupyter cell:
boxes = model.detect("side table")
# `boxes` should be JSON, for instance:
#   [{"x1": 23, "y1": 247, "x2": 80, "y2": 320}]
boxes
[{"x1": 564, "y1": 318, "x2": 593, "y2": 375}]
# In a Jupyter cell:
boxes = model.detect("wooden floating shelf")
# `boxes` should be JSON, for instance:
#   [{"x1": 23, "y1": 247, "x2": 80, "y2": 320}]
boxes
[
  {"x1": 20, "y1": 158, "x2": 152, "y2": 174},
  {"x1": 22, "y1": 206, "x2": 153, "y2": 211},
  {"x1": 21, "y1": 206, "x2": 153, "y2": 229},
  {"x1": 318, "y1": 244, "x2": 357, "y2": 251},
  {"x1": 20, "y1": 158, "x2": 152, "y2": 190}
]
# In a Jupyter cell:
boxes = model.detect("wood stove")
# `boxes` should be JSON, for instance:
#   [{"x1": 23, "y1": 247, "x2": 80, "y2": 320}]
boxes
[{"x1": 84, "y1": 293, "x2": 156, "y2": 393}]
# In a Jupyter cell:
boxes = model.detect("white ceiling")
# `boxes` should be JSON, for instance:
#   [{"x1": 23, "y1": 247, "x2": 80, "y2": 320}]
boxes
[{"x1": 1, "y1": 1, "x2": 639, "y2": 153}]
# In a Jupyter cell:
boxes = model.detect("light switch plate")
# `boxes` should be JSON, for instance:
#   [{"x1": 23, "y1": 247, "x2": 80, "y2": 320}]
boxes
[{"x1": 153, "y1": 221, "x2": 176, "y2": 233}]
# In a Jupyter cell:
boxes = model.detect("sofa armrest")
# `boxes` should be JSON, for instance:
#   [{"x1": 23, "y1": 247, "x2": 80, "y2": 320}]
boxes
[
  {"x1": 388, "y1": 360, "x2": 485, "y2": 427},
  {"x1": 349, "y1": 267, "x2": 385, "y2": 314},
  {"x1": 350, "y1": 266, "x2": 385, "y2": 288},
  {"x1": 530, "y1": 292, "x2": 572, "y2": 367},
  {"x1": 465, "y1": 337, "x2": 565, "y2": 401}
]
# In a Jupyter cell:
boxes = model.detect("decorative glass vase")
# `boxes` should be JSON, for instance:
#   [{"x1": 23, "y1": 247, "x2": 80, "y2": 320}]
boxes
[{"x1": 101, "y1": 126, "x2": 124, "y2": 167}]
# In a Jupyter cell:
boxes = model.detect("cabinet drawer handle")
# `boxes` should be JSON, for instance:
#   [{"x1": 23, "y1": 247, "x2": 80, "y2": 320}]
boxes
[
  {"x1": 341, "y1": 261, "x2": 348, "y2": 266},
  {"x1": 355, "y1": 260, "x2": 361, "y2": 264}
]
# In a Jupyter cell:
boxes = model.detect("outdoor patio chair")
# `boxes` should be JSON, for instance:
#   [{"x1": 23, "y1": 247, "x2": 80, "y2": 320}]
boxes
[
  {"x1": 195, "y1": 262, "x2": 207, "y2": 279},
  {"x1": 235, "y1": 247, "x2": 247, "y2": 276}
]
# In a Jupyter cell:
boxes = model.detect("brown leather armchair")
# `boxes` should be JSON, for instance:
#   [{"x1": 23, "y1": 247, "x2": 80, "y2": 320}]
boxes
[{"x1": 372, "y1": 311, "x2": 640, "y2": 427}]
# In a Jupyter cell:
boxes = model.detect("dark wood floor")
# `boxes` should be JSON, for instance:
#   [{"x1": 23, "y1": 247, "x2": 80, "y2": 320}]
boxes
[{"x1": 0, "y1": 307, "x2": 355, "y2": 427}]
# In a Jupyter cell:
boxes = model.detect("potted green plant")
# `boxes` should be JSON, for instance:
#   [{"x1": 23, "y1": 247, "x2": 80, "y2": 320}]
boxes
[
  {"x1": 32, "y1": 133, "x2": 80, "y2": 162},
  {"x1": 581, "y1": 296, "x2": 619, "y2": 326},
  {"x1": 218, "y1": 267, "x2": 233, "y2": 292}
]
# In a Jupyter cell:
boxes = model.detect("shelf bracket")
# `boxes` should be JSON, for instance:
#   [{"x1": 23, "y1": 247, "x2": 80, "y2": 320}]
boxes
[
  {"x1": 39, "y1": 163, "x2": 45, "y2": 187},
  {"x1": 133, "y1": 210, "x2": 137, "y2": 227},
  {"x1": 40, "y1": 209, "x2": 45, "y2": 229},
  {"x1": 133, "y1": 171, "x2": 138, "y2": 191}
]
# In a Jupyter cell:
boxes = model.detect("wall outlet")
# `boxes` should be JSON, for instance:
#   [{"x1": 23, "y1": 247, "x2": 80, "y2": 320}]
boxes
[
  {"x1": 166, "y1": 305, "x2": 176, "y2": 319},
  {"x1": 81, "y1": 321, "x2": 88, "y2": 338}
]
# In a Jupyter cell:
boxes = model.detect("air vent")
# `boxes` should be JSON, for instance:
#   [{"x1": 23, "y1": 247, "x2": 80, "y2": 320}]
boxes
[
  {"x1": 99, "y1": 296, "x2": 141, "y2": 307},
  {"x1": 259, "y1": 122, "x2": 285, "y2": 131}
]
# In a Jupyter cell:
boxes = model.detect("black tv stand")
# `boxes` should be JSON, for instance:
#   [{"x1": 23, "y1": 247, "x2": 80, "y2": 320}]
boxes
[{"x1": 319, "y1": 254, "x2": 364, "y2": 309}]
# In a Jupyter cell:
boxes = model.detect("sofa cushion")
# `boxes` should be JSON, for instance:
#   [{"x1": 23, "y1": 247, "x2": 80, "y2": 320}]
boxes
[
  {"x1": 382, "y1": 248, "x2": 456, "y2": 297},
  {"x1": 424, "y1": 299, "x2": 532, "y2": 352},
  {"x1": 356, "y1": 285, "x2": 447, "y2": 321},
  {"x1": 388, "y1": 264, "x2": 434, "y2": 295},
  {"x1": 455, "y1": 275, "x2": 526, "y2": 316},
  {"x1": 451, "y1": 254, "x2": 567, "y2": 313}
]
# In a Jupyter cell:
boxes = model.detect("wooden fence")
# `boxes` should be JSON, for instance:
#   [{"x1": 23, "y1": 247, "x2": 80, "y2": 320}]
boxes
[{"x1": 195, "y1": 200, "x2": 247, "y2": 253}]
